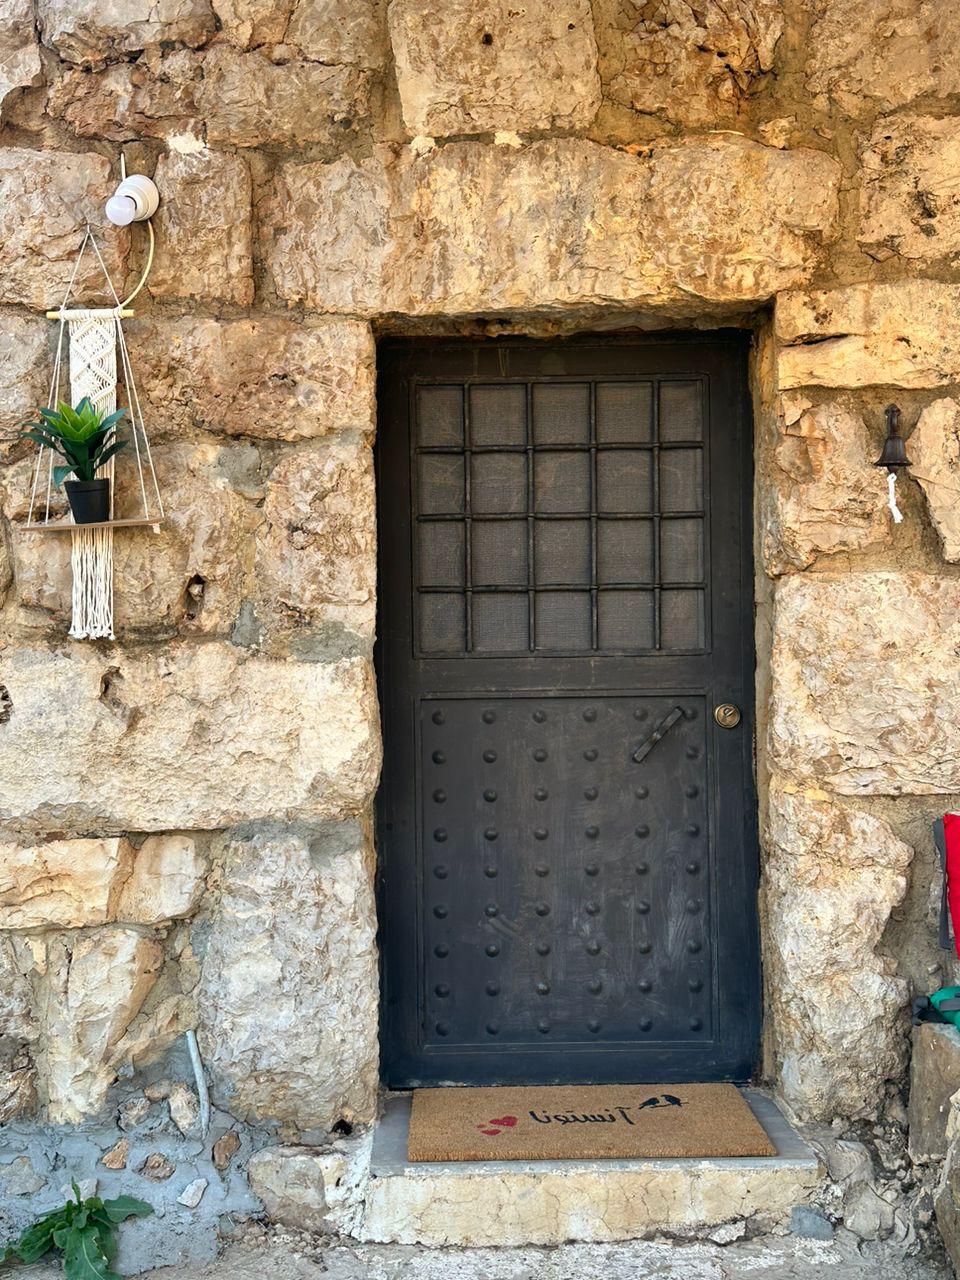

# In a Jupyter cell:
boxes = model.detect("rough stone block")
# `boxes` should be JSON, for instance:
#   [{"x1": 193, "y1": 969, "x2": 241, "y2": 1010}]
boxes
[
  {"x1": 47, "y1": 54, "x2": 202, "y2": 142},
  {"x1": 769, "y1": 572, "x2": 960, "y2": 794},
  {"x1": 0, "y1": 834, "x2": 205, "y2": 930},
  {"x1": 150, "y1": 150, "x2": 253, "y2": 306},
  {"x1": 0, "y1": 312, "x2": 51, "y2": 436},
  {"x1": 0, "y1": 936, "x2": 38, "y2": 1123},
  {"x1": 264, "y1": 137, "x2": 840, "y2": 315},
  {"x1": 286, "y1": 0, "x2": 386, "y2": 66},
  {"x1": 776, "y1": 282, "x2": 960, "y2": 389},
  {"x1": 201, "y1": 46, "x2": 372, "y2": 147},
  {"x1": 0, "y1": 150, "x2": 128, "y2": 310},
  {"x1": 115, "y1": 835, "x2": 208, "y2": 924},
  {"x1": 132, "y1": 316, "x2": 375, "y2": 442},
  {"x1": 936, "y1": 1149, "x2": 960, "y2": 1278},
  {"x1": 388, "y1": 0, "x2": 600, "y2": 136},
  {"x1": 0, "y1": 644, "x2": 381, "y2": 830},
  {"x1": 198, "y1": 823, "x2": 379, "y2": 1133},
  {"x1": 761, "y1": 398, "x2": 890, "y2": 574},
  {"x1": 806, "y1": 0, "x2": 960, "y2": 115},
  {"x1": 211, "y1": 0, "x2": 293, "y2": 48},
  {"x1": 910, "y1": 398, "x2": 960, "y2": 561},
  {"x1": 247, "y1": 1148, "x2": 335, "y2": 1230},
  {"x1": 859, "y1": 116, "x2": 960, "y2": 265},
  {"x1": 763, "y1": 783, "x2": 911, "y2": 1120},
  {"x1": 909, "y1": 1023, "x2": 960, "y2": 1163},
  {"x1": 596, "y1": 0, "x2": 782, "y2": 127},
  {"x1": 0, "y1": 837, "x2": 133, "y2": 929},
  {"x1": 38, "y1": 0, "x2": 216, "y2": 67},
  {"x1": 254, "y1": 435, "x2": 376, "y2": 644},
  {"x1": 16, "y1": 928, "x2": 164, "y2": 1123},
  {"x1": 0, "y1": 0, "x2": 42, "y2": 109},
  {"x1": 249, "y1": 1135, "x2": 369, "y2": 1235}
]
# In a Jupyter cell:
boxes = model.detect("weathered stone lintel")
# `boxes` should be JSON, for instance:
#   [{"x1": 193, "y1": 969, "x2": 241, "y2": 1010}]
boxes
[{"x1": 264, "y1": 136, "x2": 841, "y2": 316}]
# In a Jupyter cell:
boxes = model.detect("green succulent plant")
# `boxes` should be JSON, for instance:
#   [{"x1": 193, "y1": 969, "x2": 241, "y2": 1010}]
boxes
[
  {"x1": 2, "y1": 1182, "x2": 152, "y2": 1280},
  {"x1": 21, "y1": 398, "x2": 127, "y2": 486}
]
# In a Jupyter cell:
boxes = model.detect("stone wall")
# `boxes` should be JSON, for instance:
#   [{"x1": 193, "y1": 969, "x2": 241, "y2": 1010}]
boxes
[{"x1": 0, "y1": 0, "x2": 958, "y2": 1249}]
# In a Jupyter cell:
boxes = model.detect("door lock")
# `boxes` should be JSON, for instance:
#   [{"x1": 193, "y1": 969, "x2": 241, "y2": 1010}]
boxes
[{"x1": 714, "y1": 703, "x2": 741, "y2": 729}]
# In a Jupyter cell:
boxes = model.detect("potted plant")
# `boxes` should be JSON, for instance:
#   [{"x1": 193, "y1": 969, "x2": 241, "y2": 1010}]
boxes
[{"x1": 20, "y1": 398, "x2": 127, "y2": 524}]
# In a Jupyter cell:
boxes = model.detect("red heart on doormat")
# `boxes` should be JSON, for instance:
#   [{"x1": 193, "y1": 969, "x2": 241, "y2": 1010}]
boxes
[{"x1": 475, "y1": 1114, "x2": 519, "y2": 1136}]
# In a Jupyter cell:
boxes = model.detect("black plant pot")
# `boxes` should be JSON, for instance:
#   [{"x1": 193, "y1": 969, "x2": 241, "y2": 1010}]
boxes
[{"x1": 65, "y1": 478, "x2": 111, "y2": 524}]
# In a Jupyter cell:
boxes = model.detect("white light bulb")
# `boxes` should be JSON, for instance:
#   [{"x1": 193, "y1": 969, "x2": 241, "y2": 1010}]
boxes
[{"x1": 106, "y1": 194, "x2": 137, "y2": 226}]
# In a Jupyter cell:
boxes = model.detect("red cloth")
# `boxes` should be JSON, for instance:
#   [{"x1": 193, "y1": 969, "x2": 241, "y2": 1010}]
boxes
[{"x1": 944, "y1": 813, "x2": 960, "y2": 959}]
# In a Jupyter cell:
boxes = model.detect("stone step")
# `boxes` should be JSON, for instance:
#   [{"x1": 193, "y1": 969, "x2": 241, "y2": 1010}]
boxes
[{"x1": 358, "y1": 1090, "x2": 823, "y2": 1247}]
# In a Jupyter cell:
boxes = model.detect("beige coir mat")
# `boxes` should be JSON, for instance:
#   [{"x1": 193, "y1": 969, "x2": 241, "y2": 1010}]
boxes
[{"x1": 408, "y1": 1084, "x2": 776, "y2": 1162}]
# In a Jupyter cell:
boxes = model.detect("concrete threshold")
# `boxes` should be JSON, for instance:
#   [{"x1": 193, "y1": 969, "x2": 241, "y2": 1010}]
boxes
[{"x1": 359, "y1": 1090, "x2": 823, "y2": 1246}]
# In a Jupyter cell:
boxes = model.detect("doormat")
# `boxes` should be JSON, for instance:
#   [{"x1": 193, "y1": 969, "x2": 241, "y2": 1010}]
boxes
[{"x1": 408, "y1": 1084, "x2": 776, "y2": 1162}]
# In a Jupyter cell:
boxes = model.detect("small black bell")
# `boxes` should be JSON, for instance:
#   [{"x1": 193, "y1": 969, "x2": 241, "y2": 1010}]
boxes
[{"x1": 875, "y1": 404, "x2": 912, "y2": 469}]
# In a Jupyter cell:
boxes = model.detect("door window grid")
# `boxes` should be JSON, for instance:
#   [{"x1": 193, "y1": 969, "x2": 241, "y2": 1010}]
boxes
[{"x1": 414, "y1": 379, "x2": 706, "y2": 655}]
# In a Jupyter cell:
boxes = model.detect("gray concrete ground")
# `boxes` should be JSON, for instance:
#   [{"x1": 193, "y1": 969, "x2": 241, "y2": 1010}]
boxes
[{"x1": 15, "y1": 1233, "x2": 954, "y2": 1280}]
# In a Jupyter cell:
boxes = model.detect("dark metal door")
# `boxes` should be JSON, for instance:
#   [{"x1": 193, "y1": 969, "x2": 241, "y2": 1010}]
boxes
[{"x1": 376, "y1": 336, "x2": 759, "y2": 1087}]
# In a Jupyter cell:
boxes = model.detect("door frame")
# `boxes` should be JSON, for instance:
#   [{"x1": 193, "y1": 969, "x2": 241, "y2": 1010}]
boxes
[{"x1": 374, "y1": 331, "x2": 761, "y2": 1086}]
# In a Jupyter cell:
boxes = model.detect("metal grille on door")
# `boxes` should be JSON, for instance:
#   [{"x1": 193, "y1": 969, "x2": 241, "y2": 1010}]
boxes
[{"x1": 415, "y1": 379, "x2": 706, "y2": 655}]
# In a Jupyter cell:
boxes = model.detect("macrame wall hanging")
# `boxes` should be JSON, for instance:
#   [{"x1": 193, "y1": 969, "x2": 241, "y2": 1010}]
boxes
[{"x1": 22, "y1": 207, "x2": 163, "y2": 640}]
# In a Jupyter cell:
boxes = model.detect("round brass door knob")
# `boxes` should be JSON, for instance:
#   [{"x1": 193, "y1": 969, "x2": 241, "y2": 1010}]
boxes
[{"x1": 714, "y1": 703, "x2": 741, "y2": 729}]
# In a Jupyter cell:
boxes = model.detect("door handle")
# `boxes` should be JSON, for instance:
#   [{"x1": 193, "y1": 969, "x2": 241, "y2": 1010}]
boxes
[
  {"x1": 714, "y1": 703, "x2": 741, "y2": 729},
  {"x1": 632, "y1": 706, "x2": 684, "y2": 763}
]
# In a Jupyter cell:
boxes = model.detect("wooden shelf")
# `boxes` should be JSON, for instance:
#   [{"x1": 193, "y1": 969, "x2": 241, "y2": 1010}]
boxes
[{"x1": 20, "y1": 518, "x2": 164, "y2": 533}]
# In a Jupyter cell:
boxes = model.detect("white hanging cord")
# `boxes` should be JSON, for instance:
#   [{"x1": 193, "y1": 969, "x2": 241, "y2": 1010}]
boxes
[
  {"x1": 116, "y1": 318, "x2": 164, "y2": 519},
  {"x1": 27, "y1": 317, "x2": 66, "y2": 526},
  {"x1": 58, "y1": 227, "x2": 93, "y2": 313},
  {"x1": 887, "y1": 471, "x2": 904, "y2": 524},
  {"x1": 114, "y1": 316, "x2": 149, "y2": 517},
  {"x1": 85, "y1": 231, "x2": 122, "y2": 309},
  {"x1": 118, "y1": 220, "x2": 155, "y2": 310}
]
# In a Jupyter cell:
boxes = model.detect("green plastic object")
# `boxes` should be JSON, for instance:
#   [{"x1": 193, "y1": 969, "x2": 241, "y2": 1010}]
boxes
[{"x1": 930, "y1": 986, "x2": 960, "y2": 1026}]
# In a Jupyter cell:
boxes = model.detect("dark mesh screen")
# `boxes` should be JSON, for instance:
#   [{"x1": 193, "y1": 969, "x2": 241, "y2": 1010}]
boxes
[
  {"x1": 598, "y1": 520, "x2": 654, "y2": 584},
  {"x1": 596, "y1": 382, "x2": 653, "y2": 443},
  {"x1": 419, "y1": 455, "x2": 464, "y2": 514},
  {"x1": 471, "y1": 384, "x2": 526, "y2": 447},
  {"x1": 420, "y1": 593, "x2": 465, "y2": 651},
  {"x1": 535, "y1": 592, "x2": 592, "y2": 650},
  {"x1": 660, "y1": 518, "x2": 703, "y2": 584},
  {"x1": 419, "y1": 521, "x2": 464, "y2": 587},
  {"x1": 659, "y1": 381, "x2": 702, "y2": 442},
  {"x1": 660, "y1": 450, "x2": 702, "y2": 512},
  {"x1": 597, "y1": 450, "x2": 653, "y2": 513},
  {"x1": 535, "y1": 452, "x2": 591, "y2": 513},
  {"x1": 417, "y1": 385, "x2": 463, "y2": 447},
  {"x1": 413, "y1": 377, "x2": 707, "y2": 655},
  {"x1": 473, "y1": 520, "x2": 527, "y2": 586},
  {"x1": 535, "y1": 519, "x2": 591, "y2": 586},
  {"x1": 598, "y1": 590, "x2": 656, "y2": 649},
  {"x1": 532, "y1": 383, "x2": 590, "y2": 444},
  {"x1": 473, "y1": 593, "x2": 529, "y2": 651},
  {"x1": 661, "y1": 589, "x2": 705, "y2": 648},
  {"x1": 472, "y1": 453, "x2": 526, "y2": 514}
]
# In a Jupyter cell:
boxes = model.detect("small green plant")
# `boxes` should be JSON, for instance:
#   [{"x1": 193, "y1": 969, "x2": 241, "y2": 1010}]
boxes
[
  {"x1": 21, "y1": 398, "x2": 127, "y2": 486},
  {"x1": 2, "y1": 1182, "x2": 152, "y2": 1280}
]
